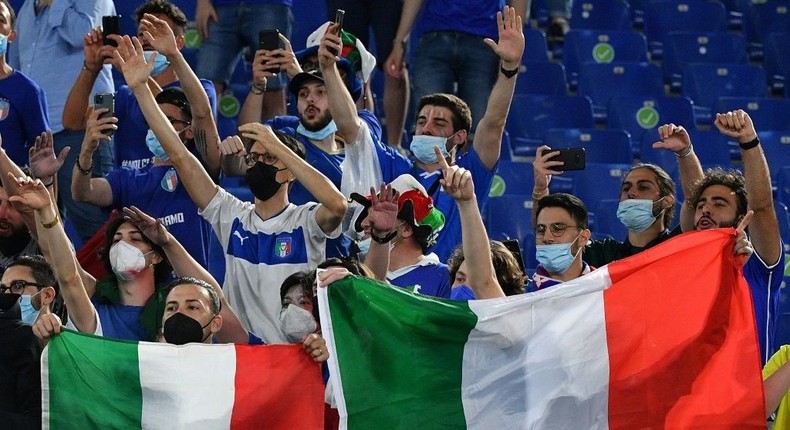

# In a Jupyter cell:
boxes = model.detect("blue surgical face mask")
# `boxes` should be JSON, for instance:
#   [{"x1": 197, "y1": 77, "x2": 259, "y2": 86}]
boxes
[
  {"x1": 145, "y1": 129, "x2": 169, "y2": 161},
  {"x1": 144, "y1": 51, "x2": 170, "y2": 76},
  {"x1": 296, "y1": 120, "x2": 337, "y2": 141},
  {"x1": 617, "y1": 197, "x2": 665, "y2": 233},
  {"x1": 535, "y1": 232, "x2": 582, "y2": 274},
  {"x1": 357, "y1": 237, "x2": 371, "y2": 256},
  {"x1": 410, "y1": 134, "x2": 451, "y2": 164},
  {"x1": 0, "y1": 33, "x2": 8, "y2": 57},
  {"x1": 19, "y1": 294, "x2": 39, "y2": 325}
]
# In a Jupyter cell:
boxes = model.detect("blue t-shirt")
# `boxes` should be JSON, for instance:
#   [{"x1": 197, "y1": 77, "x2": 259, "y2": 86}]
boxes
[
  {"x1": 93, "y1": 298, "x2": 146, "y2": 341},
  {"x1": 113, "y1": 79, "x2": 217, "y2": 169},
  {"x1": 105, "y1": 164, "x2": 212, "y2": 269},
  {"x1": 744, "y1": 242, "x2": 786, "y2": 364},
  {"x1": 0, "y1": 70, "x2": 49, "y2": 167},
  {"x1": 413, "y1": 147, "x2": 496, "y2": 262},
  {"x1": 388, "y1": 259, "x2": 451, "y2": 299},
  {"x1": 416, "y1": 0, "x2": 505, "y2": 40}
]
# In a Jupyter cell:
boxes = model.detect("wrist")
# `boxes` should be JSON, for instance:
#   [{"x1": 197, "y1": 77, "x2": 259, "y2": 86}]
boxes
[
  {"x1": 40, "y1": 176, "x2": 54, "y2": 187},
  {"x1": 75, "y1": 157, "x2": 93, "y2": 175},
  {"x1": 532, "y1": 188, "x2": 549, "y2": 200},
  {"x1": 250, "y1": 81, "x2": 266, "y2": 95},
  {"x1": 83, "y1": 59, "x2": 100, "y2": 74},
  {"x1": 739, "y1": 136, "x2": 760, "y2": 150},
  {"x1": 674, "y1": 145, "x2": 693, "y2": 158},
  {"x1": 500, "y1": 63, "x2": 519, "y2": 78}
]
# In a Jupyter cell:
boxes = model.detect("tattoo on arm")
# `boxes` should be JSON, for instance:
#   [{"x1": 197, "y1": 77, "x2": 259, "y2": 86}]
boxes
[{"x1": 194, "y1": 128, "x2": 208, "y2": 158}]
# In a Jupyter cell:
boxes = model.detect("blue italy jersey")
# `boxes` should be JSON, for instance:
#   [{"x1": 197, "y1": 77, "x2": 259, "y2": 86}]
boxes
[
  {"x1": 0, "y1": 70, "x2": 49, "y2": 166},
  {"x1": 389, "y1": 264, "x2": 451, "y2": 299},
  {"x1": 744, "y1": 241, "x2": 786, "y2": 364},
  {"x1": 93, "y1": 299, "x2": 146, "y2": 341}
]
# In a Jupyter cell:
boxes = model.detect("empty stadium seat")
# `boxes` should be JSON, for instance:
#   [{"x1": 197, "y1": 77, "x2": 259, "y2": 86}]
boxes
[
  {"x1": 662, "y1": 32, "x2": 747, "y2": 92},
  {"x1": 592, "y1": 199, "x2": 628, "y2": 240},
  {"x1": 778, "y1": 166, "x2": 790, "y2": 207},
  {"x1": 741, "y1": 0, "x2": 790, "y2": 59},
  {"x1": 713, "y1": 97, "x2": 790, "y2": 131},
  {"x1": 607, "y1": 95, "x2": 695, "y2": 156},
  {"x1": 523, "y1": 28, "x2": 550, "y2": 62},
  {"x1": 763, "y1": 32, "x2": 790, "y2": 91},
  {"x1": 643, "y1": 1, "x2": 728, "y2": 58},
  {"x1": 562, "y1": 30, "x2": 648, "y2": 90},
  {"x1": 491, "y1": 160, "x2": 574, "y2": 197},
  {"x1": 682, "y1": 63, "x2": 767, "y2": 124},
  {"x1": 485, "y1": 196, "x2": 534, "y2": 244},
  {"x1": 542, "y1": 128, "x2": 633, "y2": 164},
  {"x1": 565, "y1": 163, "x2": 632, "y2": 205},
  {"x1": 578, "y1": 62, "x2": 664, "y2": 122},
  {"x1": 506, "y1": 95, "x2": 595, "y2": 157},
  {"x1": 515, "y1": 62, "x2": 567, "y2": 95},
  {"x1": 570, "y1": 0, "x2": 632, "y2": 31},
  {"x1": 755, "y1": 131, "x2": 790, "y2": 180}
]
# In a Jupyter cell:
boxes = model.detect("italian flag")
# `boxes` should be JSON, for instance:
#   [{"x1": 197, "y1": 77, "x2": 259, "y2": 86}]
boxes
[
  {"x1": 42, "y1": 334, "x2": 324, "y2": 429},
  {"x1": 318, "y1": 229, "x2": 766, "y2": 429}
]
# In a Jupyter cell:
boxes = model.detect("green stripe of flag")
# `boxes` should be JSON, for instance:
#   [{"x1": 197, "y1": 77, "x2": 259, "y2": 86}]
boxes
[
  {"x1": 47, "y1": 331, "x2": 143, "y2": 429},
  {"x1": 326, "y1": 277, "x2": 478, "y2": 429}
]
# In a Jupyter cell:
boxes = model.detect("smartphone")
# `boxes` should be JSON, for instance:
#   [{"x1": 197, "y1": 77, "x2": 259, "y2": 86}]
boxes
[
  {"x1": 328, "y1": 9, "x2": 345, "y2": 56},
  {"x1": 258, "y1": 29, "x2": 280, "y2": 51},
  {"x1": 545, "y1": 147, "x2": 586, "y2": 171},
  {"x1": 102, "y1": 15, "x2": 121, "y2": 47},
  {"x1": 94, "y1": 93, "x2": 115, "y2": 136}
]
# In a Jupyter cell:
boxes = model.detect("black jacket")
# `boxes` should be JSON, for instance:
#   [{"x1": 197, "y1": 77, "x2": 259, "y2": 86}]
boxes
[{"x1": 0, "y1": 294, "x2": 41, "y2": 430}]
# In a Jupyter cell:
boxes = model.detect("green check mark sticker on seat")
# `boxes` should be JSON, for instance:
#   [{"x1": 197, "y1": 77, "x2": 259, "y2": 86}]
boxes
[
  {"x1": 592, "y1": 43, "x2": 615, "y2": 63},
  {"x1": 636, "y1": 107, "x2": 659, "y2": 129},
  {"x1": 219, "y1": 94, "x2": 240, "y2": 118}
]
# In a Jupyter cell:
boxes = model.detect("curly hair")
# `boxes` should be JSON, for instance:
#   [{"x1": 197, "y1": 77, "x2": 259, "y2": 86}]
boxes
[
  {"x1": 134, "y1": 0, "x2": 188, "y2": 35},
  {"x1": 447, "y1": 240, "x2": 525, "y2": 296},
  {"x1": 687, "y1": 167, "x2": 748, "y2": 219}
]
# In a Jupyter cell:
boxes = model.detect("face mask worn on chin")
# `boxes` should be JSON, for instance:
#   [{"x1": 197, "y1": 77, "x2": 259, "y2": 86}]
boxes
[
  {"x1": 144, "y1": 51, "x2": 170, "y2": 76},
  {"x1": 297, "y1": 120, "x2": 338, "y2": 141},
  {"x1": 145, "y1": 129, "x2": 170, "y2": 161},
  {"x1": 356, "y1": 237, "x2": 371, "y2": 257},
  {"x1": 109, "y1": 240, "x2": 153, "y2": 282},
  {"x1": 245, "y1": 162, "x2": 286, "y2": 201},
  {"x1": 280, "y1": 304, "x2": 317, "y2": 343},
  {"x1": 410, "y1": 134, "x2": 451, "y2": 164},
  {"x1": 535, "y1": 232, "x2": 582, "y2": 274},
  {"x1": 617, "y1": 197, "x2": 665, "y2": 233},
  {"x1": 163, "y1": 312, "x2": 214, "y2": 345},
  {"x1": 19, "y1": 294, "x2": 40, "y2": 325},
  {"x1": 0, "y1": 33, "x2": 8, "y2": 57}
]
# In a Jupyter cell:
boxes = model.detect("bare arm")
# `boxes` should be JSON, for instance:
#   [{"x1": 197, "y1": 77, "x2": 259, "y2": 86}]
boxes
[
  {"x1": 714, "y1": 110, "x2": 781, "y2": 265},
  {"x1": 383, "y1": 0, "x2": 425, "y2": 79},
  {"x1": 318, "y1": 23, "x2": 361, "y2": 142},
  {"x1": 71, "y1": 106, "x2": 116, "y2": 206},
  {"x1": 652, "y1": 123, "x2": 703, "y2": 232},
  {"x1": 474, "y1": 6, "x2": 525, "y2": 170},
  {"x1": 361, "y1": 184, "x2": 400, "y2": 282},
  {"x1": 115, "y1": 35, "x2": 219, "y2": 210},
  {"x1": 765, "y1": 352, "x2": 790, "y2": 418},
  {"x1": 63, "y1": 29, "x2": 115, "y2": 131}
]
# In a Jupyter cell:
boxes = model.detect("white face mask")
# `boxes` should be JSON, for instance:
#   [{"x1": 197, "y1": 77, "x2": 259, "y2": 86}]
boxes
[
  {"x1": 109, "y1": 241, "x2": 153, "y2": 282},
  {"x1": 280, "y1": 304, "x2": 317, "y2": 343}
]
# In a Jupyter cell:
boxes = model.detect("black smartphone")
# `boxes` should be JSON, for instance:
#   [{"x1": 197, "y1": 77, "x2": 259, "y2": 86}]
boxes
[
  {"x1": 258, "y1": 29, "x2": 280, "y2": 51},
  {"x1": 102, "y1": 15, "x2": 121, "y2": 47},
  {"x1": 94, "y1": 93, "x2": 115, "y2": 136},
  {"x1": 328, "y1": 9, "x2": 345, "y2": 56},
  {"x1": 545, "y1": 147, "x2": 586, "y2": 171}
]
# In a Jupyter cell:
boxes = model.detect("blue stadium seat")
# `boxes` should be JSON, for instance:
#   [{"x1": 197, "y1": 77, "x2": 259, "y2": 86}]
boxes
[
  {"x1": 485, "y1": 196, "x2": 533, "y2": 244},
  {"x1": 607, "y1": 95, "x2": 695, "y2": 156},
  {"x1": 637, "y1": 133, "x2": 680, "y2": 189},
  {"x1": 682, "y1": 63, "x2": 767, "y2": 124},
  {"x1": 171, "y1": 0, "x2": 197, "y2": 20},
  {"x1": 578, "y1": 62, "x2": 664, "y2": 122},
  {"x1": 291, "y1": 0, "x2": 328, "y2": 50},
  {"x1": 764, "y1": 32, "x2": 790, "y2": 92},
  {"x1": 542, "y1": 128, "x2": 633, "y2": 164},
  {"x1": 565, "y1": 163, "x2": 632, "y2": 206},
  {"x1": 775, "y1": 201, "x2": 790, "y2": 257},
  {"x1": 741, "y1": 0, "x2": 790, "y2": 59},
  {"x1": 500, "y1": 130, "x2": 512, "y2": 161},
  {"x1": 515, "y1": 62, "x2": 567, "y2": 95},
  {"x1": 562, "y1": 30, "x2": 648, "y2": 90},
  {"x1": 570, "y1": 0, "x2": 632, "y2": 31},
  {"x1": 592, "y1": 199, "x2": 628, "y2": 240},
  {"x1": 778, "y1": 166, "x2": 790, "y2": 207},
  {"x1": 491, "y1": 160, "x2": 574, "y2": 197},
  {"x1": 662, "y1": 32, "x2": 747, "y2": 92},
  {"x1": 713, "y1": 97, "x2": 790, "y2": 132},
  {"x1": 686, "y1": 129, "x2": 733, "y2": 170},
  {"x1": 114, "y1": 1, "x2": 145, "y2": 38},
  {"x1": 643, "y1": 1, "x2": 728, "y2": 58},
  {"x1": 523, "y1": 29, "x2": 550, "y2": 62},
  {"x1": 506, "y1": 95, "x2": 595, "y2": 157},
  {"x1": 756, "y1": 131, "x2": 790, "y2": 180}
]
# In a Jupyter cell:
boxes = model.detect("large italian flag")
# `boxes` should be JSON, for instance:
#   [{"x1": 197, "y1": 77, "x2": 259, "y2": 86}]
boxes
[
  {"x1": 42, "y1": 333, "x2": 324, "y2": 429},
  {"x1": 318, "y1": 229, "x2": 766, "y2": 429}
]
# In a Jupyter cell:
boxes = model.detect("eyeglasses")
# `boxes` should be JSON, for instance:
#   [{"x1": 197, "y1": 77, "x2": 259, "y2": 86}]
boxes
[
  {"x1": 0, "y1": 280, "x2": 46, "y2": 294},
  {"x1": 535, "y1": 223, "x2": 579, "y2": 238},
  {"x1": 166, "y1": 117, "x2": 191, "y2": 127},
  {"x1": 244, "y1": 151, "x2": 279, "y2": 167}
]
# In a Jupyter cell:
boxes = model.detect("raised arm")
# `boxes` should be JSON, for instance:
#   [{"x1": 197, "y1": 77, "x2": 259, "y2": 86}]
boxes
[
  {"x1": 438, "y1": 147, "x2": 504, "y2": 299},
  {"x1": 652, "y1": 123, "x2": 704, "y2": 232},
  {"x1": 114, "y1": 35, "x2": 219, "y2": 210},
  {"x1": 71, "y1": 106, "x2": 116, "y2": 207},
  {"x1": 238, "y1": 122, "x2": 348, "y2": 234},
  {"x1": 318, "y1": 23, "x2": 361, "y2": 142},
  {"x1": 474, "y1": 6, "x2": 525, "y2": 170},
  {"x1": 122, "y1": 206, "x2": 249, "y2": 344},
  {"x1": 63, "y1": 28, "x2": 114, "y2": 131},
  {"x1": 8, "y1": 174, "x2": 98, "y2": 334},
  {"x1": 362, "y1": 184, "x2": 400, "y2": 281},
  {"x1": 140, "y1": 14, "x2": 222, "y2": 179},
  {"x1": 238, "y1": 33, "x2": 299, "y2": 126},
  {"x1": 714, "y1": 110, "x2": 781, "y2": 265}
]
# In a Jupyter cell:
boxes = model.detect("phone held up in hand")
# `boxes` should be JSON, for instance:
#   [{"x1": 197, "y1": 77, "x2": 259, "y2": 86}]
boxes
[
  {"x1": 102, "y1": 15, "x2": 121, "y2": 47},
  {"x1": 328, "y1": 9, "x2": 345, "y2": 56},
  {"x1": 543, "y1": 147, "x2": 586, "y2": 171},
  {"x1": 94, "y1": 93, "x2": 115, "y2": 136}
]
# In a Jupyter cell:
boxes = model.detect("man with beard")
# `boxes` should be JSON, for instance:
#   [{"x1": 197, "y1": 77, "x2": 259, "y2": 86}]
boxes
[
  {"x1": 0, "y1": 185, "x2": 37, "y2": 270},
  {"x1": 673, "y1": 110, "x2": 784, "y2": 365}
]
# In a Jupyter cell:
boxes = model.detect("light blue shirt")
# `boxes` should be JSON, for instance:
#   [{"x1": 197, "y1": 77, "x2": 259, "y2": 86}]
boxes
[{"x1": 8, "y1": 0, "x2": 115, "y2": 133}]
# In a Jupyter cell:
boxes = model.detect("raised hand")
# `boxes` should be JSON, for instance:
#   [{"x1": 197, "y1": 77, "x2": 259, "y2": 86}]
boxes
[
  {"x1": 317, "y1": 23, "x2": 342, "y2": 69},
  {"x1": 123, "y1": 206, "x2": 170, "y2": 246},
  {"x1": 82, "y1": 106, "x2": 116, "y2": 155},
  {"x1": 195, "y1": 0, "x2": 218, "y2": 41},
  {"x1": 533, "y1": 145, "x2": 563, "y2": 195},
  {"x1": 483, "y1": 5, "x2": 525, "y2": 68},
  {"x1": 7, "y1": 173, "x2": 51, "y2": 210},
  {"x1": 436, "y1": 146, "x2": 474, "y2": 201},
  {"x1": 367, "y1": 183, "x2": 400, "y2": 235},
  {"x1": 714, "y1": 109, "x2": 758, "y2": 144},
  {"x1": 271, "y1": 34, "x2": 301, "y2": 78},
  {"x1": 114, "y1": 35, "x2": 155, "y2": 90},
  {"x1": 29, "y1": 131, "x2": 69, "y2": 179},
  {"x1": 218, "y1": 135, "x2": 247, "y2": 159},
  {"x1": 652, "y1": 123, "x2": 691, "y2": 155},
  {"x1": 238, "y1": 122, "x2": 282, "y2": 154},
  {"x1": 83, "y1": 28, "x2": 105, "y2": 72},
  {"x1": 139, "y1": 13, "x2": 179, "y2": 58}
]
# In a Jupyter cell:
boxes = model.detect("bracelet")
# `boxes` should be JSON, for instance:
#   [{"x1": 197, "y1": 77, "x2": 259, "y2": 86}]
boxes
[
  {"x1": 75, "y1": 158, "x2": 93, "y2": 175},
  {"x1": 532, "y1": 189, "x2": 549, "y2": 200},
  {"x1": 500, "y1": 64, "x2": 519, "y2": 78},
  {"x1": 82, "y1": 59, "x2": 99, "y2": 74},
  {"x1": 739, "y1": 136, "x2": 760, "y2": 150},
  {"x1": 674, "y1": 145, "x2": 693, "y2": 158},
  {"x1": 370, "y1": 230, "x2": 398, "y2": 244},
  {"x1": 41, "y1": 177, "x2": 54, "y2": 187},
  {"x1": 250, "y1": 82, "x2": 266, "y2": 95},
  {"x1": 40, "y1": 213, "x2": 60, "y2": 229}
]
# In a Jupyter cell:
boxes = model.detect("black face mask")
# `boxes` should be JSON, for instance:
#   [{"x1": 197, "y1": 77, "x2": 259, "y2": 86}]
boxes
[
  {"x1": 163, "y1": 312, "x2": 214, "y2": 345},
  {"x1": 245, "y1": 162, "x2": 286, "y2": 201}
]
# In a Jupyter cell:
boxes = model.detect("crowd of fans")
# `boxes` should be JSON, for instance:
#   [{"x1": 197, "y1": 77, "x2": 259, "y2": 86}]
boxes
[{"x1": 0, "y1": 1, "x2": 788, "y2": 428}]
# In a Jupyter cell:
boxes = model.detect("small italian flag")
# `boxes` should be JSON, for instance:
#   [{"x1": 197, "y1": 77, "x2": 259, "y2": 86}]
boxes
[
  {"x1": 319, "y1": 229, "x2": 766, "y2": 429},
  {"x1": 42, "y1": 334, "x2": 324, "y2": 429}
]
